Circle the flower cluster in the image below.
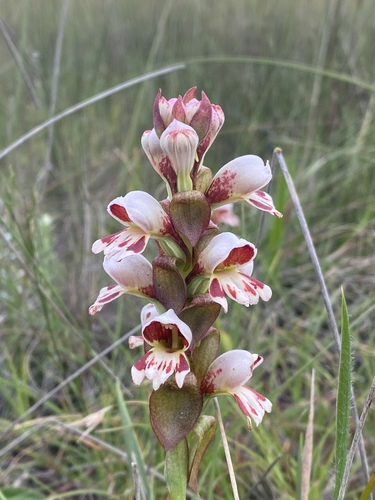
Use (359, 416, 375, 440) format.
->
(90, 88, 281, 452)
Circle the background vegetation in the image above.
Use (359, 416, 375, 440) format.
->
(0, 0, 374, 498)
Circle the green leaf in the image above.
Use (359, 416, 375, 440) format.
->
(150, 375, 203, 451)
(187, 415, 217, 492)
(334, 289, 352, 500)
(0, 488, 45, 500)
(115, 379, 152, 500)
(165, 439, 189, 500)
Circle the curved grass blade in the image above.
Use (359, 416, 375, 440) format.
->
(359, 472, 375, 500)
(334, 289, 352, 500)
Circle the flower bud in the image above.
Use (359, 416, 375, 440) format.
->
(160, 120, 199, 191)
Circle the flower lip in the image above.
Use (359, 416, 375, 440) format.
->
(198, 232, 257, 273)
(142, 309, 192, 348)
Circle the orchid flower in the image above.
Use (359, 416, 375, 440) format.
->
(211, 203, 240, 227)
(92, 190, 177, 260)
(201, 350, 272, 429)
(130, 308, 192, 390)
(195, 232, 272, 312)
(88, 254, 154, 315)
(206, 155, 282, 218)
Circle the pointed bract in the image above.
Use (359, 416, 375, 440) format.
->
(170, 191, 211, 246)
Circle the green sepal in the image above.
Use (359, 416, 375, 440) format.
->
(165, 439, 189, 500)
(158, 236, 187, 261)
(170, 191, 210, 246)
(187, 415, 217, 493)
(152, 255, 187, 313)
(149, 374, 203, 451)
(177, 174, 193, 193)
(194, 165, 213, 193)
(186, 274, 209, 297)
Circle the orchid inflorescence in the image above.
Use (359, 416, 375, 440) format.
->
(89, 87, 281, 489)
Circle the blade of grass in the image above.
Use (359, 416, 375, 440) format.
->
(359, 473, 375, 500)
(302, 369, 315, 500)
(115, 379, 152, 500)
(339, 377, 375, 500)
(295, 434, 304, 500)
(334, 290, 352, 500)
(0, 17, 40, 108)
(37, 0, 70, 193)
(214, 397, 240, 500)
(0, 63, 185, 161)
(182, 55, 375, 92)
(301, 0, 341, 167)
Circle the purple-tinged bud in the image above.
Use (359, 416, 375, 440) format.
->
(182, 86, 197, 104)
(153, 89, 166, 137)
(171, 96, 186, 123)
(189, 91, 213, 142)
(160, 120, 199, 191)
(141, 128, 177, 196)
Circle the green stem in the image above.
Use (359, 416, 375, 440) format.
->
(177, 174, 193, 192)
(165, 439, 189, 500)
